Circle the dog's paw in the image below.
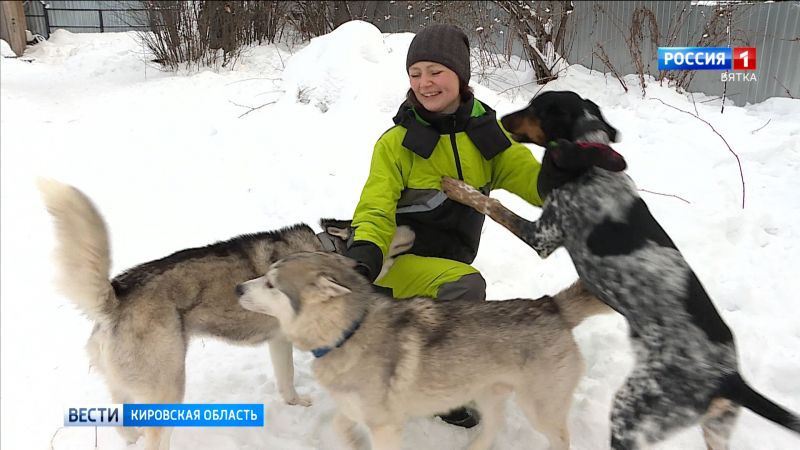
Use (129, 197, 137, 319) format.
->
(285, 393, 312, 407)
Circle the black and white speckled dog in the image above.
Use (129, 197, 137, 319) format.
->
(442, 91, 800, 449)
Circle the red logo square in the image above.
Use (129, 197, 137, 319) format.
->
(733, 47, 756, 71)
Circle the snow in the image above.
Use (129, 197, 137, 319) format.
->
(1, 39, 15, 58)
(2, 21, 799, 450)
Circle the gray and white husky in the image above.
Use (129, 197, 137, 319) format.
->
(37, 179, 413, 450)
(237, 250, 612, 450)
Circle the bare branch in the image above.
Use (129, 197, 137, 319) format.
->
(224, 77, 281, 86)
(231, 100, 278, 119)
(593, 45, 628, 93)
(750, 119, 771, 134)
(650, 98, 745, 209)
(49, 426, 63, 450)
(638, 189, 691, 204)
(773, 75, 796, 99)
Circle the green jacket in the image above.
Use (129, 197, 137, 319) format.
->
(348, 94, 543, 280)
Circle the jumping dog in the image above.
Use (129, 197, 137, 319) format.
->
(441, 90, 800, 449)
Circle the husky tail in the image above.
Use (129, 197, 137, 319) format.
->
(552, 280, 614, 329)
(720, 373, 800, 434)
(37, 178, 118, 323)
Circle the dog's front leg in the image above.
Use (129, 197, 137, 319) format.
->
(366, 422, 403, 450)
(268, 336, 311, 406)
(524, 204, 564, 259)
(441, 177, 564, 259)
(441, 176, 541, 241)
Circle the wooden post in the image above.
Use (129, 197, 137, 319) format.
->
(0, 0, 26, 57)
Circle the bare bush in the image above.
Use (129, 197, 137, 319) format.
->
(135, 1, 246, 70)
(135, 1, 299, 71)
(493, 1, 574, 85)
(593, 44, 628, 93)
(286, 1, 333, 42)
(589, 2, 751, 97)
(629, 7, 658, 96)
(244, 1, 291, 46)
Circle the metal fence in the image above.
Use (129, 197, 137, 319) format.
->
(24, 0, 148, 38)
(22, 1, 800, 106)
(562, 1, 800, 106)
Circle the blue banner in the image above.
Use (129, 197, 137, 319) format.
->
(124, 404, 264, 427)
(658, 47, 732, 70)
(65, 404, 265, 427)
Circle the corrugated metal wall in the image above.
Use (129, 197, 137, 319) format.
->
(562, 1, 800, 106)
(24, 0, 147, 37)
(368, 1, 799, 106)
(23, 1, 799, 106)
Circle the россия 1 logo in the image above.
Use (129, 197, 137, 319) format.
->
(658, 47, 757, 82)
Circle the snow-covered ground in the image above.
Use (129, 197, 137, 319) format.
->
(2, 21, 799, 450)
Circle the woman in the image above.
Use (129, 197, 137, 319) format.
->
(343, 24, 545, 428)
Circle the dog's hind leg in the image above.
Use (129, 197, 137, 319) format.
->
(87, 330, 144, 444)
(269, 335, 311, 406)
(701, 398, 740, 450)
(467, 383, 513, 450)
(333, 411, 369, 450)
(610, 374, 657, 450)
(108, 385, 143, 444)
(610, 366, 703, 450)
(133, 330, 186, 450)
(139, 381, 184, 450)
(517, 352, 582, 450)
(136, 377, 184, 450)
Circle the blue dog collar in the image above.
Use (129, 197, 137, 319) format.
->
(310, 315, 365, 359)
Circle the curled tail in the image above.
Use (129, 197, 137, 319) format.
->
(552, 280, 614, 329)
(720, 373, 800, 434)
(37, 178, 118, 323)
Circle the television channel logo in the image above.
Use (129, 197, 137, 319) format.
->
(64, 405, 123, 427)
(658, 47, 756, 71)
(64, 404, 265, 427)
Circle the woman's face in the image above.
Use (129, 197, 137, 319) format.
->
(408, 61, 461, 114)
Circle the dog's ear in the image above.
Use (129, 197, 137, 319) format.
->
(314, 275, 352, 300)
(538, 101, 574, 141)
(583, 99, 620, 143)
(319, 218, 353, 240)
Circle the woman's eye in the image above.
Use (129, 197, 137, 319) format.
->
(410, 73, 420, 78)
(431, 71, 442, 76)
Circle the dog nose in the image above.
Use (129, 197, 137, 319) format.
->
(235, 284, 245, 297)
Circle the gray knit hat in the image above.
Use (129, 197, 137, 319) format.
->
(406, 24, 471, 84)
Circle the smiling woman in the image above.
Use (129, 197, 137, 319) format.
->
(408, 61, 461, 114)
(338, 23, 549, 429)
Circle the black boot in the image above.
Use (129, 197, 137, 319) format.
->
(437, 407, 480, 428)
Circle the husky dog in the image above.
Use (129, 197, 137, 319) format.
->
(237, 250, 612, 450)
(37, 179, 413, 450)
(441, 90, 800, 448)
